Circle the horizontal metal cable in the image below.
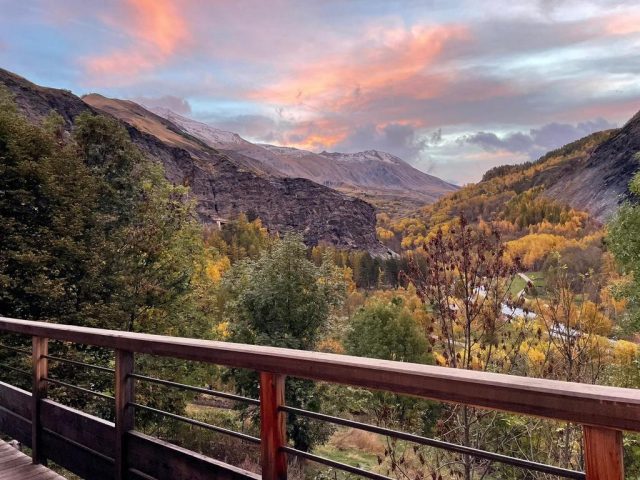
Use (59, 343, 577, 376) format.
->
(0, 405, 29, 421)
(131, 402, 260, 444)
(130, 373, 259, 405)
(43, 427, 115, 464)
(44, 377, 115, 401)
(281, 406, 585, 479)
(44, 354, 115, 373)
(128, 468, 156, 480)
(282, 446, 392, 480)
(0, 364, 31, 377)
(0, 344, 31, 355)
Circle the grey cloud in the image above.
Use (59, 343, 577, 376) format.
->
(334, 122, 427, 161)
(134, 95, 192, 114)
(429, 128, 443, 146)
(461, 118, 617, 159)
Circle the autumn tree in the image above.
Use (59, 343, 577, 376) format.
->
(402, 215, 525, 480)
(530, 253, 613, 470)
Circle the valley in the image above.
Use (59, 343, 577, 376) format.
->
(1, 62, 640, 480)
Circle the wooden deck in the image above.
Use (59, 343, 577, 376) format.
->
(0, 440, 64, 480)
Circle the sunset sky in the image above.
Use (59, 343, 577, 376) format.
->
(1, 0, 639, 183)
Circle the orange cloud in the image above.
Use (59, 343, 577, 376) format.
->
(252, 24, 469, 111)
(83, 0, 189, 83)
(279, 118, 350, 150)
(248, 23, 469, 149)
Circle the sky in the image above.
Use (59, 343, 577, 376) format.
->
(1, 0, 640, 184)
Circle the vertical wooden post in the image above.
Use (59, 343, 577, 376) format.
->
(115, 350, 135, 480)
(583, 426, 624, 480)
(31, 336, 48, 464)
(260, 372, 287, 480)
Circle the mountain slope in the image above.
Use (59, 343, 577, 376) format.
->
(379, 113, 640, 255)
(545, 110, 640, 220)
(149, 107, 282, 177)
(149, 108, 458, 215)
(415, 125, 633, 228)
(0, 68, 387, 255)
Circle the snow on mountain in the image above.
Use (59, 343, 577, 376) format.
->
(148, 107, 246, 147)
(320, 150, 405, 165)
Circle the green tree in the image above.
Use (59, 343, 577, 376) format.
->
(608, 157, 640, 335)
(69, 112, 210, 334)
(345, 299, 429, 363)
(0, 92, 213, 419)
(344, 298, 440, 476)
(608, 160, 640, 477)
(222, 234, 345, 450)
(0, 92, 99, 322)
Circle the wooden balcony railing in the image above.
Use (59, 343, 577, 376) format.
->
(0, 315, 639, 480)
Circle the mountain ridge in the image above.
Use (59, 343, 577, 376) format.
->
(413, 117, 640, 230)
(0, 68, 388, 255)
(148, 107, 458, 215)
(545, 110, 640, 220)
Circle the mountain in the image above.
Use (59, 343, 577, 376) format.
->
(545, 110, 640, 220)
(148, 107, 283, 177)
(149, 108, 458, 216)
(414, 114, 640, 230)
(0, 68, 388, 255)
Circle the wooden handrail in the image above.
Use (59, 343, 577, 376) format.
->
(1, 316, 639, 479)
(1, 316, 639, 432)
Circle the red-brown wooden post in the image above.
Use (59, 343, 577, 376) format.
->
(583, 426, 624, 480)
(31, 336, 48, 464)
(115, 350, 135, 480)
(260, 372, 287, 480)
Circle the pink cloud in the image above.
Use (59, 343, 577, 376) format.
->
(244, 23, 471, 149)
(82, 0, 190, 85)
(252, 24, 469, 110)
(605, 12, 640, 36)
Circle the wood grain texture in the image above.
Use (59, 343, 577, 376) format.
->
(40, 399, 115, 458)
(260, 373, 287, 480)
(128, 431, 260, 480)
(0, 382, 32, 421)
(0, 382, 32, 448)
(0, 438, 64, 479)
(0, 406, 31, 448)
(40, 429, 113, 480)
(1, 316, 639, 431)
(583, 426, 624, 480)
(31, 336, 48, 465)
(115, 349, 135, 480)
(0, 382, 257, 480)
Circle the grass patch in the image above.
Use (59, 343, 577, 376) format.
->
(313, 427, 382, 469)
(510, 271, 546, 297)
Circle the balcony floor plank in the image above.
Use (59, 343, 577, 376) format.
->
(0, 440, 64, 480)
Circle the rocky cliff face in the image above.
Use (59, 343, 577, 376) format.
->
(0, 68, 388, 255)
(545, 111, 640, 221)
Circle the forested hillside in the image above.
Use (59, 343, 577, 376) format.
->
(376, 129, 622, 270)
